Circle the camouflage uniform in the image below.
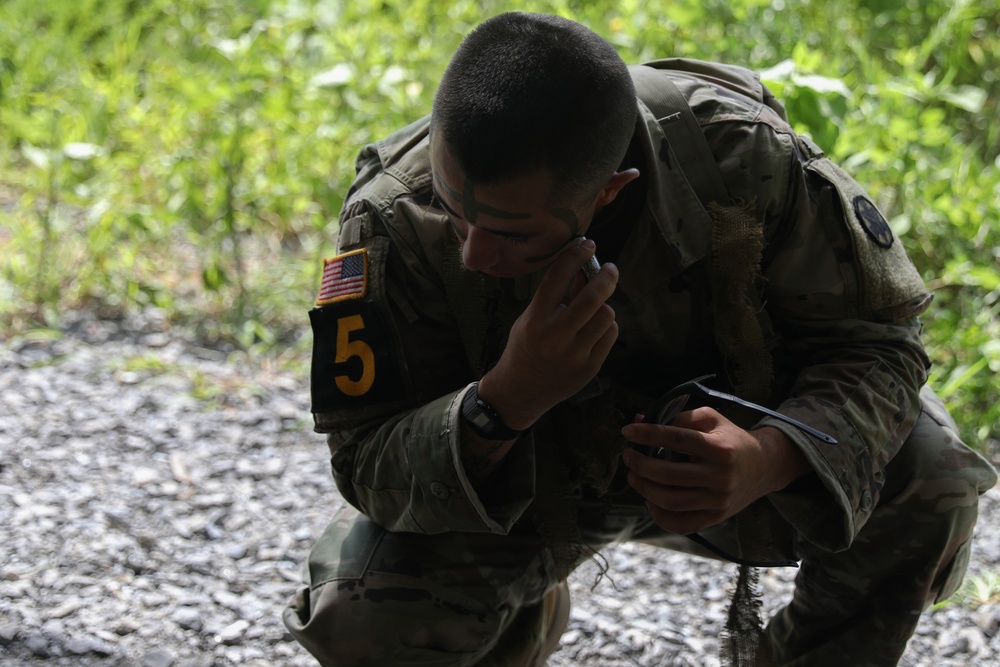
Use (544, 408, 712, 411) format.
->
(284, 60, 997, 666)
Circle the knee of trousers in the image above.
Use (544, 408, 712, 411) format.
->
(851, 387, 997, 602)
(879, 387, 996, 522)
(283, 569, 501, 667)
(283, 512, 553, 667)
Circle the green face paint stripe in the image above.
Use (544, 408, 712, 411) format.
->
(432, 175, 468, 222)
(433, 173, 462, 200)
(462, 180, 479, 225)
(449, 219, 467, 242)
(551, 207, 581, 237)
(524, 206, 586, 264)
(523, 207, 582, 262)
(433, 187, 463, 220)
(433, 173, 532, 222)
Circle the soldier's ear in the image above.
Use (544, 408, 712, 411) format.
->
(594, 168, 640, 208)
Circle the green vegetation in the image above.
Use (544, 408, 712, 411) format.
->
(935, 568, 1000, 611)
(959, 570, 1000, 606)
(1, 0, 998, 449)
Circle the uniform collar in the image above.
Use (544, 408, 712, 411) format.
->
(515, 100, 714, 301)
(628, 98, 714, 275)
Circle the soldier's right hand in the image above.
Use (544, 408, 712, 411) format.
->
(476, 239, 619, 431)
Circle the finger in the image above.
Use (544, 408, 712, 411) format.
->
(630, 475, 714, 509)
(563, 271, 588, 304)
(669, 407, 726, 431)
(621, 422, 710, 459)
(561, 263, 618, 326)
(623, 449, 710, 488)
(589, 318, 619, 362)
(530, 240, 600, 311)
(574, 302, 617, 347)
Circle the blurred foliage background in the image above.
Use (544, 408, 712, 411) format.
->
(1, 0, 998, 449)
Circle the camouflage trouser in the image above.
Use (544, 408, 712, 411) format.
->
(284, 391, 997, 667)
(762, 389, 997, 666)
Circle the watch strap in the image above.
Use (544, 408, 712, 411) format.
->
(461, 383, 525, 440)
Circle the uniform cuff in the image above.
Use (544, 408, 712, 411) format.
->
(405, 385, 535, 534)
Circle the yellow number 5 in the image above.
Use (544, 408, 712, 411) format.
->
(335, 314, 375, 396)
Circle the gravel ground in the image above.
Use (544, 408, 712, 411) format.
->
(1, 312, 998, 666)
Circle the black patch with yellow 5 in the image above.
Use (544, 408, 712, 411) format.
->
(310, 299, 406, 413)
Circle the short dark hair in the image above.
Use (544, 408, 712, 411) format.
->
(432, 12, 637, 203)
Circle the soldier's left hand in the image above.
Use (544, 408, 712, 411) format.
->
(621, 408, 807, 535)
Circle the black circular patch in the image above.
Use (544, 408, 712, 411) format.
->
(852, 195, 894, 248)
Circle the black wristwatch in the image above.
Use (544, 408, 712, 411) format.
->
(461, 383, 526, 440)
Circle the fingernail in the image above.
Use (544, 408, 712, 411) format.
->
(580, 238, 595, 250)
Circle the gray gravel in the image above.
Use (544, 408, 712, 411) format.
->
(1, 311, 998, 666)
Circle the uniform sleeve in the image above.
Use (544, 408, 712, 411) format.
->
(311, 188, 535, 535)
(326, 386, 536, 535)
(710, 116, 932, 551)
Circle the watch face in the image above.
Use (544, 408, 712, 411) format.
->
(468, 407, 495, 433)
(462, 385, 520, 439)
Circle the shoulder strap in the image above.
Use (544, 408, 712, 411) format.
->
(629, 64, 731, 206)
(629, 63, 775, 405)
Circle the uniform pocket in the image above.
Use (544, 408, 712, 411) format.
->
(306, 508, 385, 588)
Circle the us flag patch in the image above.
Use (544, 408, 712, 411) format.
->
(316, 249, 368, 306)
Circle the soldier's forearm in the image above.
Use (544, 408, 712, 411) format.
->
(751, 425, 811, 493)
(458, 423, 522, 489)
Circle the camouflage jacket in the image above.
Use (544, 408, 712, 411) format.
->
(309, 59, 933, 552)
